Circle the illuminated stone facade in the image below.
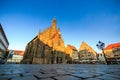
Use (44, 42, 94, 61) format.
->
(22, 18, 66, 64)
(78, 41, 97, 61)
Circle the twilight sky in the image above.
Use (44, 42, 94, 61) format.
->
(0, 0, 120, 52)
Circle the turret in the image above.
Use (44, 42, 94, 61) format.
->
(58, 27, 61, 35)
(52, 18, 56, 29)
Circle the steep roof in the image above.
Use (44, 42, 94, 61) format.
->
(79, 41, 97, 56)
(67, 45, 77, 51)
(104, 42, 120, 50)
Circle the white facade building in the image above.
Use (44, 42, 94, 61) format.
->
(98, 53, 106, 63)
(7, 50, 24, 63)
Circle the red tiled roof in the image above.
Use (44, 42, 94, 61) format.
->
(104, 42, 120, 50)
(68, 45, 77, 51)
(14, 50, 24, 56)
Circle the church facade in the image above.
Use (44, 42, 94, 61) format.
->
(22, 18, 67, 64)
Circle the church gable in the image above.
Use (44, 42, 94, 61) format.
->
(22, 18, 66, 64)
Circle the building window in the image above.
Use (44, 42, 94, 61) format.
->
(0, 42, 6, 50)
(88, 54, 91, 56)
(81, 55, 84, 57)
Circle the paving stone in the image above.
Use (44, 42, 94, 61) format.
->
(43, 71, 57, 74)
(0, 72, 6, 75)
(12, 70, 22, 74)
(0, 74, 20, 79)
(0, 64, 120, 80)
(22, 72, 42, 76)
(35, 73, 56, 79)
(71, 73, 95, 79)
(40, 78, 54, 80)
(22, 73, 34, 76)
(4, 71, 13, 74)
(89, 72, 103, 77)
(66, 70, 79, 74)
(96, 74, 120, 80)
(11, 76, 37, 80)
(56, 70, 71, 75)
(0, 77, 9, 80)
(56, 72, 71, 76)
(84, 78, 102, 80)
(94, 72, 106, 75)
(43, 69, 57, 74)
(110, 72, 120, 76)
(54, 75, 81, 80)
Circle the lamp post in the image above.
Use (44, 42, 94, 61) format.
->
(96, 41, 108, 65)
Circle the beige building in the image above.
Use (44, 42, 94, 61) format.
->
(22, 18, 67, 64)
(78, 41, 97, 63)
(65, 45, 78, 63)
(104, 42, 120, 63)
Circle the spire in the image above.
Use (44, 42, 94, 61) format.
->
(52, 18, 56, 28)
(39, 28, 41, 33)
(58, 27, 60, 31)
(58, 27, 61, 35)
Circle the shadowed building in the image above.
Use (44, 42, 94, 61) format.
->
(78, 41, 97, 63)
(22, 18, 67, 64)
(0, 24, 9, 59)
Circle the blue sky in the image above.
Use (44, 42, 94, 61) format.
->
(0, 0, 120, 52)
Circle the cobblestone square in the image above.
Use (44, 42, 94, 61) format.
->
(0, 64, 120, 80)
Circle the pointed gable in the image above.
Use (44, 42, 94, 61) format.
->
(67, 45, 77, 51)
(79, 41, 97, 57)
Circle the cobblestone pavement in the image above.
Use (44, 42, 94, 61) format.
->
(0, 64, 120, 80)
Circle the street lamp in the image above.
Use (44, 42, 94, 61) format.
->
(96, 41, 108, 65)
